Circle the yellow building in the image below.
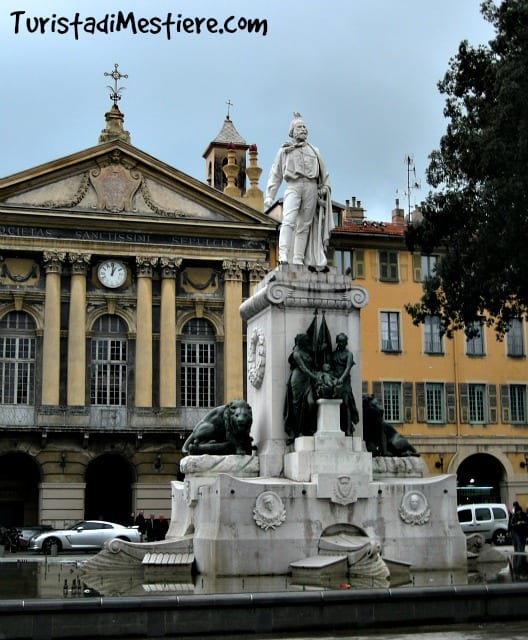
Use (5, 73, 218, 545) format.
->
(330, 198, 528, 509)
(0, 103, 274, 527)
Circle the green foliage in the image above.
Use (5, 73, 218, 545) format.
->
(405, 0, 528, 338)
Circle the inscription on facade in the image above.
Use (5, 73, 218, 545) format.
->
(0, 225, 266, 250)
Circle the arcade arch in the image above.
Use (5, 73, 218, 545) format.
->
(84, 453, 135, 524)
(456, 452, 507, 505)
(0, 452, 40, 525)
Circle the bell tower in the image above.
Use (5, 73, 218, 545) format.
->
(203, 103, 249, 195)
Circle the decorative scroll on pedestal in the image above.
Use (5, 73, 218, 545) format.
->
(248, 327, 266, 389)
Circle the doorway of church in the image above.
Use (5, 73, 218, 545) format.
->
(84, 453, 134, 525)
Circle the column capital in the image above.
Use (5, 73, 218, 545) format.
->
(43, 251, 66, 274)
(246, 260, 269, 283)
(160, 256, 183, 279)
(222, 259, 244, 282)
(68, 252, 92, 275)
(136, 256, 159, 277)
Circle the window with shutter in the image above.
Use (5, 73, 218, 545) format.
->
(510, 384, 527, 424)
(379, 251, 399, 282)
(426, 382, 445, 423)
(468, 384, 487, 424)
(421, 255, 438, 280)
(424, 316, 443, 354)
(380, 312, 400, 352)
(506, 319, 525, 357)
(382, 381, 402, 423)
(466, 321, 485, 356)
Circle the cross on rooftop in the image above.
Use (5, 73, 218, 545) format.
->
(226, 99, 234, 119)
(104, 63, 128, 106)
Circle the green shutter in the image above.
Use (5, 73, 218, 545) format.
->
(403, 382, 413, 423)
(412, 253, 422, 282)
(389, 252, 399, 281)
(459, 383, 469, 423)
(446, 382, 456, 423)
(354, 249, 365, 279)
(488, 384, 497, 423)
(372, 381, 383, 405)
(501, 384, 511, 424)
(416, 382, 426, 422)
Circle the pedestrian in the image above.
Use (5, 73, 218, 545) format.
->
(134, 510, 146, 541)
(146, 513, 156, 542)
(157, 514, 169, 541)
(509, 502, 527, 572)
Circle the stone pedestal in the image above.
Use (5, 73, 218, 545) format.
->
(284, 399, 372, 489)
(240, 265, 368, 477)
(83, 265, 467, 580)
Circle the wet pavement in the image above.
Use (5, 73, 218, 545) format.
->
(1, 546, 527, 639)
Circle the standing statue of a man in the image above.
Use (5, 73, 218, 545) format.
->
(331, 333, 360, 436)
(264, 113, 334, 269)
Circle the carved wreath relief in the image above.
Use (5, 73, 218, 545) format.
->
(253, 491, 286, 531)
(399, 490, 431, 525)
(248, 327, 266, 389)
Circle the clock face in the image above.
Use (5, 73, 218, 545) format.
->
(97, 260, 127, 288)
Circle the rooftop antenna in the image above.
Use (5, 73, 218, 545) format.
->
(104, 63, 128, 106)
(403, 153, 421, 223)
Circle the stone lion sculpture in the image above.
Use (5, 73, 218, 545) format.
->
(182, 399, 254, 456)
(362, 394, 419, 457)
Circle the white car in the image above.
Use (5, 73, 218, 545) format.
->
(29, 520, 141, 553)
(457, 503, 510, 545)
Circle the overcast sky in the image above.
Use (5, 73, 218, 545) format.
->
(1, 1, 495, 220)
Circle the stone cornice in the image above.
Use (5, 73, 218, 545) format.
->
(240, 265, 369, 320)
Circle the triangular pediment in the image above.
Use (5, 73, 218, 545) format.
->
(0, 140, 274, 230)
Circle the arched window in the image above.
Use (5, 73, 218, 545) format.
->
(0, 311, 36, 405)
(90, 315, 128, 406)
(180, 318, 216, 408)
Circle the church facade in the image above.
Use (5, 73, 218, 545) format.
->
(0, 104, 275, 527)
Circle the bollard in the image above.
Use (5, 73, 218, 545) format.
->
(50, 542, 58, 556)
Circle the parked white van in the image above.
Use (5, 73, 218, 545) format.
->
(457, 503, 510, 545)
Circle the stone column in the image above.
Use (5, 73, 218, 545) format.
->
(222, 259, 245, 401)
(246, 261, 268, 296)
(135, 257, 158, 407)
(67, 253, 91, 406)
(159, 257, 182, 408)
(42, 251, 66, 405)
